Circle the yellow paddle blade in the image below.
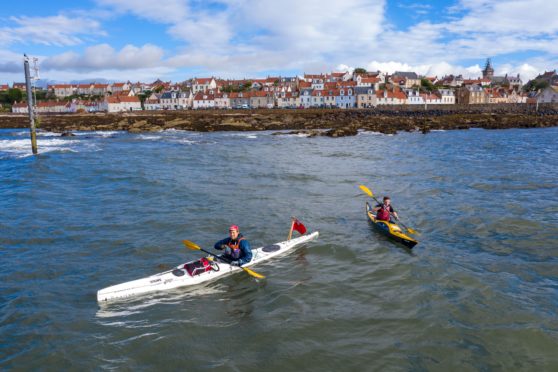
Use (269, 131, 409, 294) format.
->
(407, 227, 420, 235)
(182, 240, 201, 250)
(242, 267, 265, 279)
(359, 185, 374, 198)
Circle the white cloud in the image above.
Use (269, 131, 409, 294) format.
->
(230, 0, 386, 53)
(447, 0, 558, 35)
(2, 0, 557, 83)
(42, 44, 165, 71)
(0, 15, 105, 47)
(95, 0, 189, 23)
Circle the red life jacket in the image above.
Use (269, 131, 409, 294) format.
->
(376, 204, 391, 221)
(227, 237, 245, 259)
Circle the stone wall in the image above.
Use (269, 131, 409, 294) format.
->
(1, 105, 557, 137)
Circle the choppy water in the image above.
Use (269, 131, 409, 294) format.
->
(1, 127, 557, 370)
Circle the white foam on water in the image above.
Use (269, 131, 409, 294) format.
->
(280, 133, 311, 138)
(225, 133, 259, 139)
(11, 130, 29, 136)
(357, 130, 383, 136)
(0, 137, 97, 158)
(73, 131, 122, 137)
(137, 134, 163, 141)
(162, 128, 190, 133)
(36, 131, 61, 137)
(171, 138, 197, 145)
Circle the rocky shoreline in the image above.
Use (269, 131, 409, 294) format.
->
(1, 105, 557, 137)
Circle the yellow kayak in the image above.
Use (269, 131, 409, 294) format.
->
(366, 202, 418, 248)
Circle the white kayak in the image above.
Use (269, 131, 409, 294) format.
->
(97, 231, 319, 302)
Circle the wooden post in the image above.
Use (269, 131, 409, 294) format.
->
(287, 217, 295, 241)
(24, 55, 37, 155)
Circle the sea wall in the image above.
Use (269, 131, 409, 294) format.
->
(1, 104, 557, 137)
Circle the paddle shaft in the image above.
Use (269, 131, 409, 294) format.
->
(360, 185, 416, 234)
(196, 246, 236, 265)
(369, 196, 412, 229)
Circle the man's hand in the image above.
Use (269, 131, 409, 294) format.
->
(230, 260, 240, 266)
(218, 244, 228, 250)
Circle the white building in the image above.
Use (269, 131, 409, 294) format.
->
(299, 89, 313, 108)
(160, 91, 192, 110)
(192, 78, 217, 94)
(405, 89, 424, 105)
(193, 92, 215, 109)
(437, 89, 456, 104)
(536, 86, 558, 103)
(214, 92, 231, 109)
(100, 96, 141, 112)
(50, 84, 75, 98)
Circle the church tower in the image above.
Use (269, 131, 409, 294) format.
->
(482, 58, 494, 80)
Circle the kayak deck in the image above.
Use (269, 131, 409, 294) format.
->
(366, 202, 418, 248)
(97, 231, 319, 302)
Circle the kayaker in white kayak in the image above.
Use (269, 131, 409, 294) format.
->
(213, 225, 253, 266)
(373, 196, 399, 222)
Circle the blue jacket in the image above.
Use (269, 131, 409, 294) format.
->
(214, 234, 253, 266)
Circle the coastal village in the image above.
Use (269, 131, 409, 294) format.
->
(5, 60, 558, 114)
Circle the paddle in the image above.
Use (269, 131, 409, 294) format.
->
(359, 185, 419, 235)
(182, 240, 265, 279)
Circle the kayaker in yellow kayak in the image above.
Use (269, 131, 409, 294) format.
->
(213, 225, 253, 266)
(372, 196, 399, 222)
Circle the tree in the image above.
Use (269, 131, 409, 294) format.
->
(420, 78, 435, 92)
(34, 90, 48, 101)
(534, 80, 550, 90)
(243, 81, 252, 90)
(7, 88, 23, 104)
(523, 79, 550, 92)
(137, 93, 148, 109)
(354, 68, 367, 74)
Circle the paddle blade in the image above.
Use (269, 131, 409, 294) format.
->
(242, 267, 265, 279)
(407, 227, 420, 235)
(359, 185, 374, 198)
(182, 240, 202, 250)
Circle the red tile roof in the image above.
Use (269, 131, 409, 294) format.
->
(376, 89, 406, 100)
(194, 92, 215, 101)
(194, 78, 214, 84)
(37, 101, 69, 107)
(360, 77, 379, 84)
(106, 96, 140, 104)
(338, 81, 357, 87)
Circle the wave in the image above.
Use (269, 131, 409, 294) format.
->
(72, 131, 123, 138)
(170, 138, 197, 145)
(0, 137, 97, 158)
(137, 134, 163, 141)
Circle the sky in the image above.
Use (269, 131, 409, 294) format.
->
(1, 0, 557, 84)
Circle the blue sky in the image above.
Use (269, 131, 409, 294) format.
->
(1, 0, 557, 83)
